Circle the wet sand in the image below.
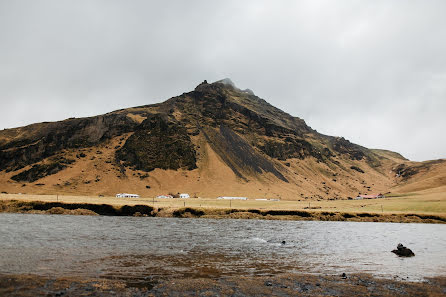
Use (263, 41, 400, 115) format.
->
(1, 273, 445, 296)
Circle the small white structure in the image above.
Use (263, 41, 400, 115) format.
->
(356, 193, 385, 200)
(180, 193, 190, 199)
(217, 196, 247, 200)
(156, 195, 173, 199)
(116, 193, 140, 198)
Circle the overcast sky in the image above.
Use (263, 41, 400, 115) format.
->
(1, 1, 445, 161)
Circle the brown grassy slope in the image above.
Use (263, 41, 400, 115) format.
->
(0, 133, 394, 200)
(391, 159, 446, 194)
(371, 149, 408, 162)
(371, 148, 446, 195)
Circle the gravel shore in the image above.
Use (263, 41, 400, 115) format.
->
(1, 273, 445, 296)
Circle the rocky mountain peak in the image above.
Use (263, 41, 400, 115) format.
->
(0, 79, 418, 199)
(216, 78, 236, 88)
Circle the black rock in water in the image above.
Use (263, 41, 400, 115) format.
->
(391, 243, 415, 257)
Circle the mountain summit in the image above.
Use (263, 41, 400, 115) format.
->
(0, 79, 443, 199)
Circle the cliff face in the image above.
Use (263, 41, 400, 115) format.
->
(0, 79, 437, 199)
(116, 114, 197, 172)
(0, 114, 137, 172)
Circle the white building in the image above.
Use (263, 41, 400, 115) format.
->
(180, 193, 190, 198)
(156, 195, 173, 199)
(116, 193, 140, 198)
(217, 196, 247, 200)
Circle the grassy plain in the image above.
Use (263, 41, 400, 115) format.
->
(1, 190, 445, 216)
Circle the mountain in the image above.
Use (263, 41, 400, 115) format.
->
(0, 79, 444, 199)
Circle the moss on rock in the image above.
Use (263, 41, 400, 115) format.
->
(116, 114, 197, 172)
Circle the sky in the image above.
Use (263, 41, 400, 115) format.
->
(0, 1, 445, 161)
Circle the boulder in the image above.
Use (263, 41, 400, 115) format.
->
(391, 243, 415, 257)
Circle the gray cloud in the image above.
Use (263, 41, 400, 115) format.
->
(0, 0, 445, 161)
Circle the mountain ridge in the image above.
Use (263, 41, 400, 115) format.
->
(0, 79, 443, 199)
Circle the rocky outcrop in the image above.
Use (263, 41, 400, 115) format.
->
(116, 114, 197, 172)
(257, 138, 327, 161)
(10, 156, 75, 182)
(393, 164, 419, 179)
(330, 137, 366, 161)
(391, 243, 415, 257)
(11, 162, 67, 182)
(393, 160, 446, 180)
(0, 114, 137, 172)
(202, 125, 288, 182)
(350, 166, 365, 173)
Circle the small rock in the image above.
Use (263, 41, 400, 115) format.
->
(265, 281, 273, 287)
(391, 243, 415, 257)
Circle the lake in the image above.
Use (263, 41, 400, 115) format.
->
(0, 213, 445, 285)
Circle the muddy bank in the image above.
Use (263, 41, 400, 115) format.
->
(1, 273, 445, 297)
(169, 207, 446, 223)
(1, 200, 446, 223)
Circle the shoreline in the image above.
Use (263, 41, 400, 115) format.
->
(1, 199, 445, 224)
(1, 272, 445, 296)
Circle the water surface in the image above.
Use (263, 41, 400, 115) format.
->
(1, 213, 445, 283)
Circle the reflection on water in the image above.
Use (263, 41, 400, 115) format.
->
(0, 213, 445, 284)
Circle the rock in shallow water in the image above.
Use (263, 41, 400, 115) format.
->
(391, 243, 415, 257)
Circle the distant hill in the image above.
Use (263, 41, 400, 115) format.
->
(0, 79, 443, 199)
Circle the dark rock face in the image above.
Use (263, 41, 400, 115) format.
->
(11, 162, 67, 182)
(391, 243, 415, 257)
(185, 82, 328, 163)
(331, 137, 366, 161)
(330, 137, 381, 167)
(393, 164, 419, 179)
(350, 166, 365, 173)
(0, 114, 137, 172)
(116, 114, 197, 172)
(190, 81, 312, 137)
(202, 125, 288, 182)
(10, 157, 75, 182)
(258, 138, 326, 161)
